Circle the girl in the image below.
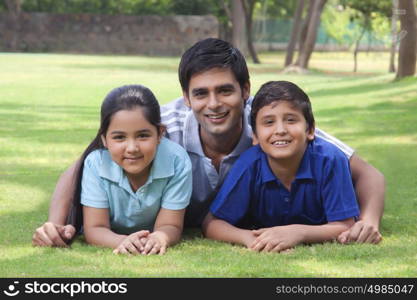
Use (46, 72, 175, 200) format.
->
(73, 84, 192, 255)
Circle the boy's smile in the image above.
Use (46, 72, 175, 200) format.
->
(254, 101, 314, 164)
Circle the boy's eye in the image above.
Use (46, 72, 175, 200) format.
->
(262, 119, 274, 126)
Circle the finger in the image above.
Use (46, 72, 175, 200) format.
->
(125, 241, 140, 255)
(271, 243, 284, 253)
(159, 245, 167, 255)
(44, 224, 68, 247)
(136, 230, 150, 238)
(373, 233, 382, 244)
(347, 223, 364, 243)
(132, 239, 145, 253)
(32, 234, 47, 247)
(35, 227, 55, 247)
(62, 225, 76, 241)
(119, 247, 129, 255)
(356, 226, 373, 243)
(262, 242, 275, 253)
(142, 240, 155, 255)
(337, 230, 349, 244)
(251, 240, 266, 252)
(148, 244, 161, 255)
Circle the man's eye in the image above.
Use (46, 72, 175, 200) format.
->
(220, 89, 233, 95)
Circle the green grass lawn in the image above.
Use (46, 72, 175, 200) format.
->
(0, 51, 416, 277)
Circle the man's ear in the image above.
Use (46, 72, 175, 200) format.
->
(101, 135, 107, 148)
(183, 91, 191, 108)
(242, 82, 251, 103)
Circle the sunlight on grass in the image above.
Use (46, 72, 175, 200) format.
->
(1, 52, 416, 277)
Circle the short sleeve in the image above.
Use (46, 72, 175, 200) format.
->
(322, 153, 360, 222)
(210, 163, 253, 225)
(80, 151, 109, 209)
(315, 127, 355, 158)
(160, 151, 192, 210)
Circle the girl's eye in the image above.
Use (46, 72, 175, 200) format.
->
(137, 134, 151, 139)
(113, 135, 125, 140)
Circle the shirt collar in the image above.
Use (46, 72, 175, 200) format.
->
(259, 142, 315, 184)
(98, 137, 175, 186)
(182, 103, 253, 158)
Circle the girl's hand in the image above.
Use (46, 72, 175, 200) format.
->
(140, 232, 168, 255)
(250, 225, 303, 253)
(113, 230, 150, 255)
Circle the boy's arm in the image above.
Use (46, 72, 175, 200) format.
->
(32, 162, 78, 247)
(202, 213, 256, 248)
(251, 218, 355, 252)
(340, 155, 385, 244)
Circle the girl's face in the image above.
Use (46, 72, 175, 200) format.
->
(101, 107, 161, 187)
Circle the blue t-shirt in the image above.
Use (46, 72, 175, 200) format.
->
(80, 137, 192, 234)
(210, 137, 359, 229)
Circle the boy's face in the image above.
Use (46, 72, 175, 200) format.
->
(253, 101, 314, 162)
(183, 67, 250, 138)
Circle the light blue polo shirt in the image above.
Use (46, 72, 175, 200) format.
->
(80, 137, 192, 234)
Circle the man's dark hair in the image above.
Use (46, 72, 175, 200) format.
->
(250, 81, 315, 134)
(179, 38, 249, 94)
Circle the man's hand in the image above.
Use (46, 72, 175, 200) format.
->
(337, 220, 382, 244)
(250, 225, 302, 252)
(32, 222, 76, 247)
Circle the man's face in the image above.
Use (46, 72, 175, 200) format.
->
(183, 67, 250, 138)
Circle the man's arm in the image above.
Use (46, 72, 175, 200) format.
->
(32, 162, 78, 247)
(339, 154, 385, 244)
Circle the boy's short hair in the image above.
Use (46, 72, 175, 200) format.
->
(250, 81, 315, 133)
(178, 38, 249, 94)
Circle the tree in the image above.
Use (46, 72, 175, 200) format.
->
(295, 0, 327, 70)
(285, 0, 305, 67)
(231, 0, 248, 56)
(241, 0, 260, 63)
(396, 0, 417, 79)
(389, 0, 399, 73)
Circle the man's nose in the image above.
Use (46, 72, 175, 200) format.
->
(207, 93, 221, 110)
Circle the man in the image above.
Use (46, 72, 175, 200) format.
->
(32, 38, 384, 248)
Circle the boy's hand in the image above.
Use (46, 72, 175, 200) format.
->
(32, 222, 76, 247)
(337, 220, 382, 244)
(113, 230, 149, 255)
(140, 232, 168, 255)
(250, 225, 302, 252)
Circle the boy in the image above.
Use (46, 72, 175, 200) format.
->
(203, 81, 359, 252)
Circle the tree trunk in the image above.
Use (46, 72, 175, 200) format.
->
(295, 0, 314, 65)
(285, 0, 305, 67)
(232, 0, 248, 56)
(389, 0, 398, 73)
(353, 25, 367, 73)
(241, 0, 260, 63)
(297, 0, 327, 70)
(396, 0, 417, 79)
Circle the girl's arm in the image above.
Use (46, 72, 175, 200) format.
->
(83, 206, 126, 248)
(202, 213, 256, 248)
(251, 218, 355, 252)
(140, 208, 185, 255)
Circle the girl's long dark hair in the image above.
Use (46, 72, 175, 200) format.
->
(67, 85, 162, 235)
